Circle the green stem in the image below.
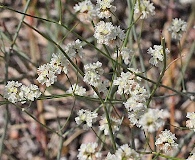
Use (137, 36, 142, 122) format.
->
(146, 37, 167, 107)
(176, 41, 195, 89)
(56, 114, 64, 160)
(20, 107, 64, 138)
(92, 87, 117, 152)
(177, 41, 186, 91)
(11, 0, 31, 49)
(58, 0, 62, 24)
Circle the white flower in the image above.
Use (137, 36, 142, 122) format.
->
(67, 84, 86, 96)
(50, 53, 68, 74)
(96, 79, 109, 96)
(147, 45, 170, 67)
(65, 39, 83, 58)
(123, 83, 148, 112)
(74, 0, 96, 22)
(187, 154, 195, 160)
(92, 79, 109, 97)
(83, 61, 104, 87)
(94, 21, 114, 44)
(168, 18, 187, 40)
(106, 144, 140, 160)
(4, 81, 23, 103)
(124, 96, 147, 112)
(139, 109, 166, 133)
(20, 84, 41, 103)
(37, 53, 68, 87)
(99, 116, 121, 135)
(113, 71, 146, 96)
(114, 48, 133, 65)
(110, 26, 126, 47)
(94, 21, 125, 47)
(113, 71, 135, 95)
(77, 142, 101, 160)
(105, 152, 117, 160)
(75, 109, 98, 129)
(128, 108, 147, 127)
(180, 0, 194, 4)
(186, 112, 195, 131)
(134, 0, 155, 19)
(37, 63, 58, 87)
(120, 48, 133, 65)
(4, 81, 41, 104)
(96, 0, 116, 19)
(115, 144, 140, 160)
(155, 130, 178, 153)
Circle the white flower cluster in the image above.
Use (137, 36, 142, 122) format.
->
(168, 18, 187, 40)
(37, 40, 83, 87)
(155, 130, 178, 153)
(147, 45, 170, 67)
(123, 83, 148, 112)
(4, 81, 41, 104)
(75, 109, 98, 129)
(128, 109, 146, 127)
(77, 142, 101, 160)
(113, 70, 148, 127)
(187, 154, 195, 160)
(106, 144, 140, 160)
(73, 0, 96, 22)
(65, 39, 83, 58)
(66, 84, 86, 96)
(113, 47, 133, 65)
(94, 21, 125, 47)
(99, 116, 121, 135)
(74, 0, 116, 21)
(113, 70, 141, 95)
(84, 61, 110, 97)
(83, 61, 104, 87)
(139, 108, 167, 133)
(128, 108, 168, 131)
(113, 70, 168, 131)
(180, 0, 194, 4)
(186, 112, 195, 131)
(93, 79, 109, 97)
(114, 70, 148, 111)
(37, 53, 67, 87)
(134, 0, 155, 19)
(96, 0, 116, 19)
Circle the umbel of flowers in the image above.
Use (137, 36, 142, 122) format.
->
(4, 81, 41, 104)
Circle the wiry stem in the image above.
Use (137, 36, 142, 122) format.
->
(146, 37, 167, 107)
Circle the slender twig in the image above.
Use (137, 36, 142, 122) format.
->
(10, 0, 31, 49)
(146, 37, 167, 107)
(58, 0, 62, 25)
(56, 111, 64, 160)
(178, 41, 186, 91)
(176, 41, 195, 88)
(18, 107, 63, 138)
